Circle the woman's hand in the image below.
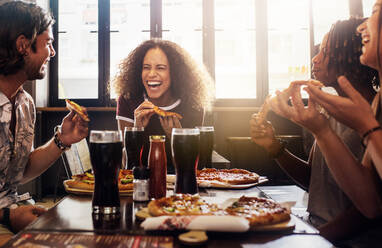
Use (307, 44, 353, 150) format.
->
(269, 81, 331, 137)
(59, 110, 89, 146)
(305, 76, 379, 136)
(249, 114, 276, 152)
(159, 115, 182, 138)
(134, 100, 155, 128)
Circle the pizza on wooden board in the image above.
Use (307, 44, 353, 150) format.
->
(225, 196, 290, 226)
(147, 194, 225, 217)
(196, 168, 260, 185)
(65, 169, 133, 191)
(147, 194, 290, 227)
(65, 99, 90, 122)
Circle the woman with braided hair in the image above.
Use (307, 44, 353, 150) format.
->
(250, 17, 379, 243)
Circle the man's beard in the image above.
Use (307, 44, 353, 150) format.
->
(25, 61, 45, 80)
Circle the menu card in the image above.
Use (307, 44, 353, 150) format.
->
(4, 232, 173, 248)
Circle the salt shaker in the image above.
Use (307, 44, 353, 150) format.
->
(133, 166, 150, 202)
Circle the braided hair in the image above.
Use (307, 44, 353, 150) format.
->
(326, 17, 379, 90)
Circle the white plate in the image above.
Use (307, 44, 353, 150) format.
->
(166, 175, 268, 189)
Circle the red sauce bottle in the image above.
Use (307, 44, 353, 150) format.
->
(148, 135, 167, 199)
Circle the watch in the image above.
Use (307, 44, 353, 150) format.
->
(54, 129, 71, 151)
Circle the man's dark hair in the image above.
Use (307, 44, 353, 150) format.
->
(0, 1, 54, 76)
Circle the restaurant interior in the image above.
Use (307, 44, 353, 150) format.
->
(2, 0, 379, 247)
(21, 0, 370, 200)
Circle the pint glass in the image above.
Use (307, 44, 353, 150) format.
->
(171, 128, 200, 194)
(196, 126, 214, 169)
(89, 130, 122, 214)
(124, 127, 144, 169)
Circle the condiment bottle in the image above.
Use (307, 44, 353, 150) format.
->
(148, 135, 167, 199)
(133, 166, 150, 202)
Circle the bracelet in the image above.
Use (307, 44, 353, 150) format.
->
(0, 208, 12, 231)
(54, 129, 71, 151)
(268, 139, 287, 159)
(361, 126, 382, 148)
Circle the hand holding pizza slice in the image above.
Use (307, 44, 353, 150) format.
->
(153, 106, 183, 119)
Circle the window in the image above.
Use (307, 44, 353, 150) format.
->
(312, 0, 349, 45)
(162, 0, 203, 63)
(363, 0, 376, 17)
(214, 0, 256, 99)
(57, 0, 99, 99)
(267, 0, 310, 95)
(49, 0, 355, 107)
(109, 0, 150, 99)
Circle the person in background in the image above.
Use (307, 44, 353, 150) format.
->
(305, 1, 382, 182)
(250, 17, 379, 243)
(113, 39, 214, 173)
(0, 1, 88, 244)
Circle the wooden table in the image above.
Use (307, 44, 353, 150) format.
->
(6, 186, 332, 248)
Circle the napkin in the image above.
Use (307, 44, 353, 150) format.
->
(141, 215, 249, 232)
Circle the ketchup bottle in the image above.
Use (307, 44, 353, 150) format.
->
(148, 135, 167, 199)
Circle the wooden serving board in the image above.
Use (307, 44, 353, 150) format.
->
(166, 175, 268, 189)
(63, 180, 133, 196)
(136, 207, 295, 232)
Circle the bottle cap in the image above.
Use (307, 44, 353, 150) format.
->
(133, 166, 150, 179)
(149, 135, 165, 142)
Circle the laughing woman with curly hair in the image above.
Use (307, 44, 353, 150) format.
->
(113, 39, 214, 173)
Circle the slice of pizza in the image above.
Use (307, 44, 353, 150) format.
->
(118, 169, 134, 190)
(217, 169, 260, 185)
(148, 194, 225, 217)
(66, 171, 94, 190)
(153, 106, 183, 119)
(65, 99, 90, 122)
(66, 170, 133, 191)
(197, 168, 259, 185)
(225, 196, 290, 227)
(255, 95, 271, 124)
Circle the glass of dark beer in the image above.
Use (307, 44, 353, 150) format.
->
(124, 127, 144, 169)
(171, 128, 200, 194)
(89, 130, 122, 214)
(196, 126, 214, 169)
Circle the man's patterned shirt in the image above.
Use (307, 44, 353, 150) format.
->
(0, 88, 35, 208)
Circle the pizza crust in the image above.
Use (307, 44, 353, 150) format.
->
(197, 168, 260, 185)
(147, 194, 291, 228)
(65, 179, 94, 190)
(153, 106, 183, 119)
(225, 196, 290, 226)
(65, 99, 90, 122)
(66, 170, 133, 192)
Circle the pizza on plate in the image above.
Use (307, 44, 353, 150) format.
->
(225, 196, 290, 226)
(147, 194, 290, 227)
(153, 106, 183, 119)
(148, 194, 225, 217)
(65, 99, 90, 122)
(197, 168, 260, 185)
(65, 169, 133, 191)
